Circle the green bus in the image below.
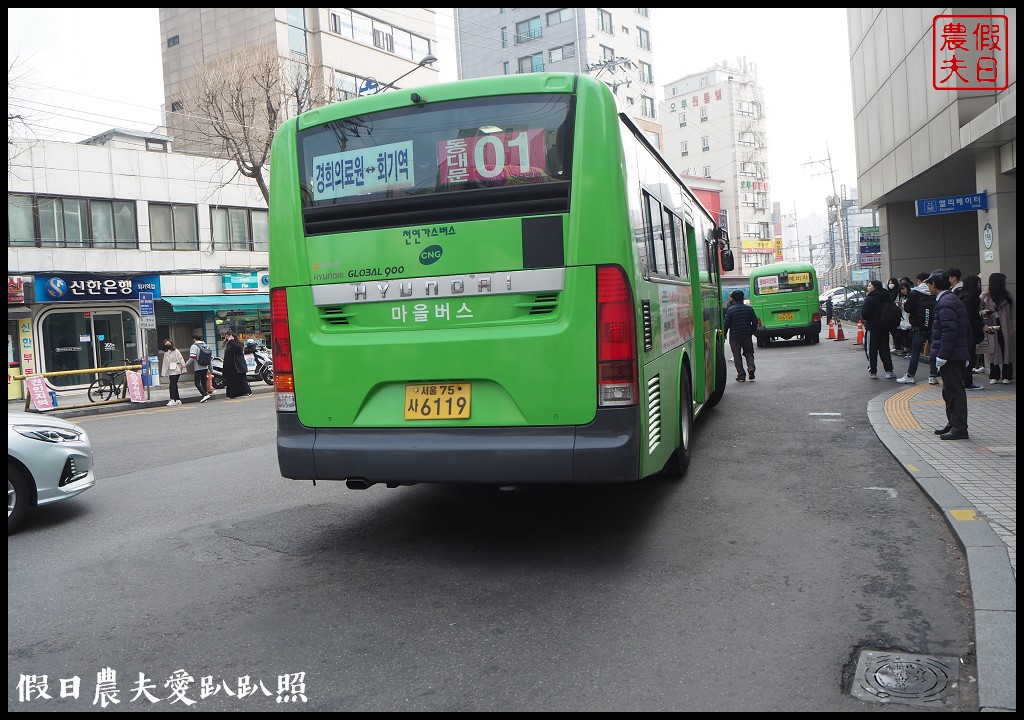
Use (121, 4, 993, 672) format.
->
(748, 261, 822, 346)
(269, 73, 735, 488)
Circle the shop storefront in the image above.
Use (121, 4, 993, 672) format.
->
(160, 271, 270, 352)
(27, 273, 158, 390)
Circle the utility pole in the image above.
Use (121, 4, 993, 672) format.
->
(791, 203, 801, 262)
(802, 146, 850, 286)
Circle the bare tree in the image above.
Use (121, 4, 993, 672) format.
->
(178, 42, 341, 203)
(8, 54, 36, 176)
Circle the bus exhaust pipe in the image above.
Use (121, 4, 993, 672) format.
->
(345, 479, 375, 490)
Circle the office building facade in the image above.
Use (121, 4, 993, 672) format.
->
(847, 8, 1016, 294)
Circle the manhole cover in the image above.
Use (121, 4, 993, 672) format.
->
(851, 650, 960, 707)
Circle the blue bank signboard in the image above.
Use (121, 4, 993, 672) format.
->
(34, 274, 161, 303)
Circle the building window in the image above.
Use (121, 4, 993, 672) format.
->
(149, 203, 198, 251)
(515, 17, 542, 44)
(501, 26, 508, 48)
(680, 141, 688, 156)
(518, 54, 544, 74)
(166, 35, 179, 48)
(546, 8, 573, 25)
(7, 193, 138, 249)
(372, 21, 395, 53)
(702, 136, 710, 151)
(641, 95, 655, 119)
(170, 101, 183, 113)
(329, 9, 429, 63)
(549, 44, 575, 64)
(636, 27, 650, 51)
(738, 100, 755, 116)
(636, 8, 650, 18)
(700, 106, 708, 122)
(738, 131, 755, 146)
(601, 44, 615, 61)
(639, 61, 653, 84)
(703, 166, 711, 178)
(598, 9, 613, 34)
(740, 162, 757, 177)
(742, 193, 757, 207)
(678, 112, 686, 127)
(334, 70, 360, 100)
(700, 76, 708, 88)
(287, 8, 307, 58)
(212, 207, 268, 252)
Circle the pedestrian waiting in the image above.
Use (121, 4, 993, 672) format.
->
(926, 269, 970, 440)
(862, 280, 897, 380)
(981, 272, 1015, 384)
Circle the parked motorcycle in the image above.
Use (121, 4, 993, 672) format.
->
(245, 339, 274, 385)
(209, 342, 273, 389)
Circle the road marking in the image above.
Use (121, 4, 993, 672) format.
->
(864, 486, 898, 498)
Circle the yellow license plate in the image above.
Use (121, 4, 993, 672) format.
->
(777, 311, 795, 321)
(404, 383, 471, 420)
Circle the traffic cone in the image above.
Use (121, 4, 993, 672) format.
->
(827, 319, 836, 339)
(854, 319, 865, 346)
(834, 318, 848, 341)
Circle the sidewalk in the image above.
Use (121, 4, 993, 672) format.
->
(8, 371, 1015, 710)
(8, 377, 275, 419)
(868, 379, 1016, 712)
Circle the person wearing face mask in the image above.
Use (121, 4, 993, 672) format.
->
(886, 277, 901, 354)
(159, 338, 186, 406)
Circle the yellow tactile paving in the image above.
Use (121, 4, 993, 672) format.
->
(885, 384, 930, 430)
(885, 386, 1016, 431)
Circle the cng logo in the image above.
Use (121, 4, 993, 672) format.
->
(419, 245, 443, 265)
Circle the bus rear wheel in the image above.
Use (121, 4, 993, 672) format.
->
(661, 371, 693, 478)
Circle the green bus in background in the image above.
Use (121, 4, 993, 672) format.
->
(268, 73, 735, 488)
(748, 261, 822, 347)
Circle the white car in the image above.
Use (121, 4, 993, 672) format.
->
(8, 411, 95, 534)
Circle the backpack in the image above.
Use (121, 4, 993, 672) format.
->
(196, 343, 213, 367)
(879, 300, 901, 330)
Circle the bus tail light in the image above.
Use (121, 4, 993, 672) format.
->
(811, 311, 821, 323)
(270, 288, 296, 412)
(596, 265, 637, 407)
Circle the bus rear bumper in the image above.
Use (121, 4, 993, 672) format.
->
(277, 408, 641, 485)
(756, 321, 821, 340)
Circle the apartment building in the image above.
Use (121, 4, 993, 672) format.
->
(847, 9, 1016, 292)
(160, 8, 441, 155)
(661, 58, 772, 279)
(453, 8, 661, 149)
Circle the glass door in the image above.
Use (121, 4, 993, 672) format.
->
(92, 312, 129, 370)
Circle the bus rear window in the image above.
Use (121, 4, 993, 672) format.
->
(753, 271, 814, 295)
(297, 94, 573, 209)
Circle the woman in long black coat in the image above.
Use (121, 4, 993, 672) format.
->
(221, 330, 252, 399)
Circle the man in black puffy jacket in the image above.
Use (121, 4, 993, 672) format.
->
(927, 269, 971, 440)
(723, 289, 758, 382)
(861, 280, 897, 379)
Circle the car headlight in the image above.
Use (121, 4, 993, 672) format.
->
(14, 425, 84, 443)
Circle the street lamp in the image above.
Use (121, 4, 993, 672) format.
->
(369, 53, 438, 94)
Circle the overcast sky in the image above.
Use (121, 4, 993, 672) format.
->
(8, 7, 854, 235)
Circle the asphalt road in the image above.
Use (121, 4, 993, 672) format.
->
(8, 336, 977, 711)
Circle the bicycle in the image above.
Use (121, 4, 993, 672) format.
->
(88, 366, 127, 403)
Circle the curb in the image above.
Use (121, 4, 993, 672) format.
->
(869, 389, 1016, 712)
